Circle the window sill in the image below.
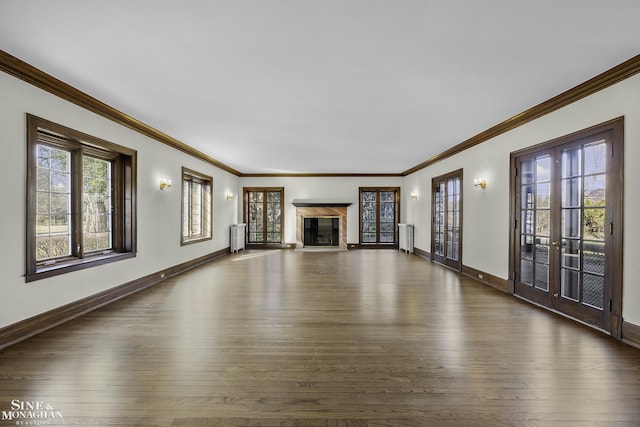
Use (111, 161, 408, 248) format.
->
(26, 252, 136, 283)
(180, 236, 212, 246)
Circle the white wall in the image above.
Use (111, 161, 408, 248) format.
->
(405, 73, 640, 326)
(238, 176, 404, 244)
(0, 72, 239, 328)
(3, 64, 640, 331)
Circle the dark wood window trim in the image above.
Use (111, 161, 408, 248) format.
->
(431, 169, 463, 271)
(26, 114, 137, 282)
(358, 187, 401, 247)
(242, 187, 285, 247)
(181, 167, 213, 245)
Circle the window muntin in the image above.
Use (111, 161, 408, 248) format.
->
(181, 168, 212, 244)
(27, 115, 137, 282)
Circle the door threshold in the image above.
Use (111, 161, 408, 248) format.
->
(513, 294, 608, 335)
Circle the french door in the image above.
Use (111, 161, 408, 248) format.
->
(243, 187, 284, 245)
(431, 170, 462, 271)
(359, 187, 400, 246)
(511, 119, 623, 334)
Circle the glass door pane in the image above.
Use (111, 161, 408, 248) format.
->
(248, 191, 264, 243)
(431, 171, 462, 271)
(560, 141, 606, 309)
(518, 155, 551, 292)
(266, 191, 281, 243)
(434, 182, 445, 257)
(361, 191, 377, 243)
(447, 178, 461, 262)
(379, 191, 396, 243)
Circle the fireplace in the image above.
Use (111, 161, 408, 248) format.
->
(292, 200, 351, 250)
(304, 217, 339, 247)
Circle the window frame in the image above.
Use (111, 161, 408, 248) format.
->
(358, 187, 401, 247)
(180, 167, 213, 245)
(26, 115, 137, 282)
(242, 187, 284, 246)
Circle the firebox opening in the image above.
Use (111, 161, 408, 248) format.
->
(304, 217, 339, 247)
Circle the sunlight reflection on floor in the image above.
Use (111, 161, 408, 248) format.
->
(231, 250, 281, 261)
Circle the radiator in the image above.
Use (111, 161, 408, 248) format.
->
(230, 223, 246, 253)
(398, 223, 414, 254)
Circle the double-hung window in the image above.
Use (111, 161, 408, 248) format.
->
(26, 115, 137, 282)
(181, 167, 212, 244)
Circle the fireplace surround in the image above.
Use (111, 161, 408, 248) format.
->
(292, 200, 351, 250)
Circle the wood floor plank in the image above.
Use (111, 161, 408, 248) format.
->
(1, 249, 639, 426)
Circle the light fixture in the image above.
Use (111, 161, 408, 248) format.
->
(159, 177, 172, 191)
(410, 192, 419, 200)
(225, 192, 234, 200)
(473, 178, 487, 190)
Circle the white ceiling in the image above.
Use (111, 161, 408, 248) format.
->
(1, 1, 639, 174)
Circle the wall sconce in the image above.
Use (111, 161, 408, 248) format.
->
(410, 192, 419, 200)
(473, 178, 487, 190)
(159, 177, 172, 191)
(225, 192, 234, 200)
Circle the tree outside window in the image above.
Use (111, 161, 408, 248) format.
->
(181, 168, 212, 245)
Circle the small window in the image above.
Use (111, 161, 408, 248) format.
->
(181, 167, 212, 245)
(26, 115, 137, 282)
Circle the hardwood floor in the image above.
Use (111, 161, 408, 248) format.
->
(1, 250, 639, 426)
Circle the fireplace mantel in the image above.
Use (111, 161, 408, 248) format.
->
(292, 199, 352, 207)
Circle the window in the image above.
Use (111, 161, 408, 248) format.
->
(181, 168, 213, 245)
(359, 187, 400, 246)
(26, 115, 136, 282)
(243, 188, 284, 245)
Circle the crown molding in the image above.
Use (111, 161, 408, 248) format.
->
(240, 173, 404, 178)
(3, 49, 639, 178)
(0, 50, 242, 176)
(402, 53, 640, 176)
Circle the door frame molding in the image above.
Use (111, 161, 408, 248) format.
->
(358, 187, 401, 247)
(508, 117, 624, 337)
(431, 169, 464, 271)
(242, 187, 285, 246)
